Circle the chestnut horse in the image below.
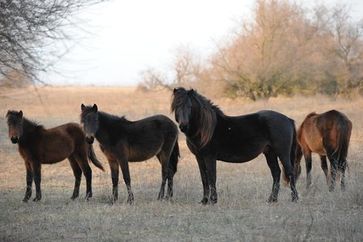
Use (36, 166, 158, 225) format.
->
(6, 110, 104, 202)
(295, 110, 352, 191)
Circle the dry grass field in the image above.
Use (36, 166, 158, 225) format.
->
(0, 86, 362, 241)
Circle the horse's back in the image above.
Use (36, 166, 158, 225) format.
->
(130, 114, 178, 136)
(257, 110, 295, 140)
(40, 123, 85, 163)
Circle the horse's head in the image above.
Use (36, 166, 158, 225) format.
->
(6, 110, 24, 144)
(171, 87, 193, 133)
(171, 87, 218, 148)
(80, 104, 99, 144)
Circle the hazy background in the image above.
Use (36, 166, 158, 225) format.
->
(42, 0, 363, 86)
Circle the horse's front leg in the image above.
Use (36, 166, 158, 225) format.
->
(23, 162, 33, 202)
(119, 159, 134, 204)
(158, 165, 167, 200)
(32, 163, 42, 202)
(108, 160, 119, 202)
(165, 166, 175, 200)
(205, 158, 217, 204)
(196, 157, 209, 204)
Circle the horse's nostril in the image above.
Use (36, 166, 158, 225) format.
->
(11, 137, 18, 144)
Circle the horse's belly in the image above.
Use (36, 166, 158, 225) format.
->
(217, 147, 262, 163)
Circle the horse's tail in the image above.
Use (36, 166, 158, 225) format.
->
(283, 120, 297, 185)
(168, 140, 180, 176)
(87, 143, 105, 171)
(332, 116, 352, 168)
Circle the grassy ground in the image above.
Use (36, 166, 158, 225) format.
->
(0, 86, 362, 241)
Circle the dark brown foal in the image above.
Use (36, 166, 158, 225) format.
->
(6, 110, 104, 202)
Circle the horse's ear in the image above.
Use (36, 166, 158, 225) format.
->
(81, 104, 86, 111)
(92, 104, 98, 112)
(173, 88, 177, 94)
(6, 110, 10, 118)
(18, 110, 23, 118)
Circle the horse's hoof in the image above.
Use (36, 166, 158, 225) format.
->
(22, 198, 29, 203)
(209, 197, 217, 205)
(199, 197, 208, 205)
(33, 197, 41, 202)
(127, 195, 134, 205)
(291, 194, 299, 202)
(267, 196, 278, 203)
(85, 193, 92, 201)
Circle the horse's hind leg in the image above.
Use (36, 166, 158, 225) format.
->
(68, 156, 82, 200)
(339, 161, 347, 191)
(303, 151, 313, 189)
(328, 157, 338, 192)
(324, 141, 338, 192)
(279, 152, 299, 202)
(320, 155, 329, 185)
(264, 150, 281, 203)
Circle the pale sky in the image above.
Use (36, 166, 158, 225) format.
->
(43, 0, 363, 86)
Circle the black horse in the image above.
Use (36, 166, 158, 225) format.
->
(171, 88, 298, 204)
(80, 104, 179, 203)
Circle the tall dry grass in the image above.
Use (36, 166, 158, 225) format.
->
(0, 86, 362, 241)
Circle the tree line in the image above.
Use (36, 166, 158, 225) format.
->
(140, 0, 363, 99)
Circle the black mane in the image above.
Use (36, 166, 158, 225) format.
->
(23, 118, 44, 130)
(98, 111, 131, 125)
(171, 88, 223, 147)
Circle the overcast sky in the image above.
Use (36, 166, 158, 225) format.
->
(43, 0, 363, 86)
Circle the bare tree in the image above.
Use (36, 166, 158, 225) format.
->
(0, 0, 106, 84)
(138, 68, 169, 91)
(139, 46, 202, 91)
(172, 46, 201, 86)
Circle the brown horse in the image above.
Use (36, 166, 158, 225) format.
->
(295, 110, 352, 191)
(6, 110, 104, 202)
(80, 104, 180, 204)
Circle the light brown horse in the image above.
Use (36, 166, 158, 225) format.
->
(295, 110, 352, 191)
(6, 110, 104, 202)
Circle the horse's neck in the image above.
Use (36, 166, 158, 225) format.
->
(24, 119, 41, 133)
(19, 119, 42, 144)
(96, 116, 127, 144)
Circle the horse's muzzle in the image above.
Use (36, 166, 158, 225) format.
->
(11, 136, 18, 144)
(85, 136, 94, 144)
